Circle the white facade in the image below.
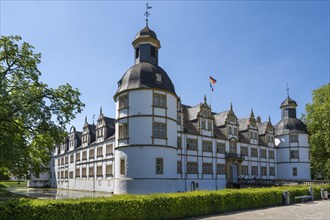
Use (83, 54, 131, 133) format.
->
(41, 24, 311, 194)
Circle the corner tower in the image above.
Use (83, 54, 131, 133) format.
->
(275, 96, 311, 180)
(113, 21, 178, 194)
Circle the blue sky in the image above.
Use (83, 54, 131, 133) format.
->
(1, 1, 329, 130)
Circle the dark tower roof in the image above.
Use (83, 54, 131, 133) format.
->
(275, 118, 307, 135)
(132, 26, 161, 49)
(280, 96, 297, 109)
(114, 62, 176, 98)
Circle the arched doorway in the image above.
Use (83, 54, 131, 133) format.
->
(231, 163, 238, 183)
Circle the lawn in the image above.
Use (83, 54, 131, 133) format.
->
(0, 180, 27, 188)
(0, 181, 27, 201)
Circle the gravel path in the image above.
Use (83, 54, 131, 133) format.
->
(188, 200, 330, 220)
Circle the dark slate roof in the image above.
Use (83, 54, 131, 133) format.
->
(134, 26, 158, 40)
(214, 111, 230, 127)
(214, 127, 227, 139)
(182, 106, 199, 134)
(238, 131, 249, 144)
(280, 96, 297, 108)
(257, 122, 268, 135)
(275, 118, 307, 135)
(115, 62, 176, 97)
(186, 104, 201, 121)
(238, 118, 250, 131)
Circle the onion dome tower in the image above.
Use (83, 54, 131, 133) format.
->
(275, 94, 310, 180)
(113, 5, 178, 194)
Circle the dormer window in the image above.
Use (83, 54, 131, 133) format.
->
(150, 46, 156, 57)
(201, 119, 206, 129)
(135, 48, 140, 59)
(156, 73, 162, 82)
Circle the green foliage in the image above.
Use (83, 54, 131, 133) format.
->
(0, 35, 85, 179)
(1, 186, 329, 220)
(304, 83, 330, 179)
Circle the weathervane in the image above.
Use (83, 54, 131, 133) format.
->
(144, 3, 152, 26)
(286, 83, 290, 97)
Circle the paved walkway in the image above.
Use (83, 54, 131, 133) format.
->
(188, 200, 330, 220)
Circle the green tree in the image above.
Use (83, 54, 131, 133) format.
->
(305, 83, 330, 179)
(0, 35, 84, 179)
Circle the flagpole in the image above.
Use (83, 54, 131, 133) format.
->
(210, 86, 212, 109)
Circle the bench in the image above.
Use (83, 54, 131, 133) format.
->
(295, 195, 312, 203)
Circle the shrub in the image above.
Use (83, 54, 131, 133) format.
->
(0, 185, 329, 220)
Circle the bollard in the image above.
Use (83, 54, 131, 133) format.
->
(308, 187, 314, 201)
(321, 189, 325, 200)
(283, 190, 290, 205)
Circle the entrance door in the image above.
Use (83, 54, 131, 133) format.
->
(231, 163, 238, 183)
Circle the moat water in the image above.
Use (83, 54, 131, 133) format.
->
(6, 188, 113, 199)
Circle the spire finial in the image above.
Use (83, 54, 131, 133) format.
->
(250, 108, 254, 117)
(85, 116, 87, 123)
(286, 83, 290, 97)
(92, 114, 96, 125)
(204, 94, 207, 104)
(144, 3, 152, 27)
(268, 115, 271, 123)
(100, 106, 103, 115)
(230, 102, 233, 111)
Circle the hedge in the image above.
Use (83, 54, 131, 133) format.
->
(1, 185, 329, 220)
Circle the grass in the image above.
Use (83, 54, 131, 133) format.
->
(0, 180, 27, 188)
(0, 181, 27, 201)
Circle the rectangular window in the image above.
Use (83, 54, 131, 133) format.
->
(153, 123, 166, 138)
(202, 141, 212, 152)
(119, 123, 128, 139)
(269, 167, 275, 176)
(187, 139, 198, 151)
(70, 155, 74, 163)
(97, 166, 103, 177)
(135, 48, 140, 59)
(269, 150, 275, 159)
(241, 166, 248, 175)
(177, 137, 182, 149)
(69, 171, 73, 179)
(234, 127, 237, 135)
(89, 149, 94, 159)
(292, 167, 298, 176)
(151, 46, 156, 57)
(97, 128, 103, 137)
(229, 126, 232, 135)
(97, 147, 103, 157)
(82, 167, 87, 177)
(156, 158, 163, 174)
(290, 150, 299, 159)
(120, 159, 126, 175)
(65, 171, 68, 179)
(251, 148, 258, 157)
(76, 152, 80, 162)
(187, 162, 198, 174)
(251, 166, 258, 175)
(106, 144, 113, 155)
(202, 163, 213, 174)
(75, 168, 80, 178)
(177, 114, 181, 125)
(106, 165, 113, 176)
(82, 151, 87, 160)
(153, 93, 166, 108)
(289, 134, 298, 143)
(82, 134, 88, 143)
(216, 164, 226, 174)
(260, 149, 267, 158)
(65, 156, 68, 164)
(241, 146, 248, 156)
(119, 95, 128, 109)
(201, 119, 206, 129)
(207, 120, 212, 130)
(216, 143, 226, 154)
(261, 167, 267, 175)
(177, 161, 182, 174)
(89, 166, 94, 177)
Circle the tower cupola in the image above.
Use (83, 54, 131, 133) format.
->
(280, 96, 297, 119)
(132, 25, 160, 65)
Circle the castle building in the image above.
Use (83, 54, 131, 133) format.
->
(41, 23, 310, 194)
